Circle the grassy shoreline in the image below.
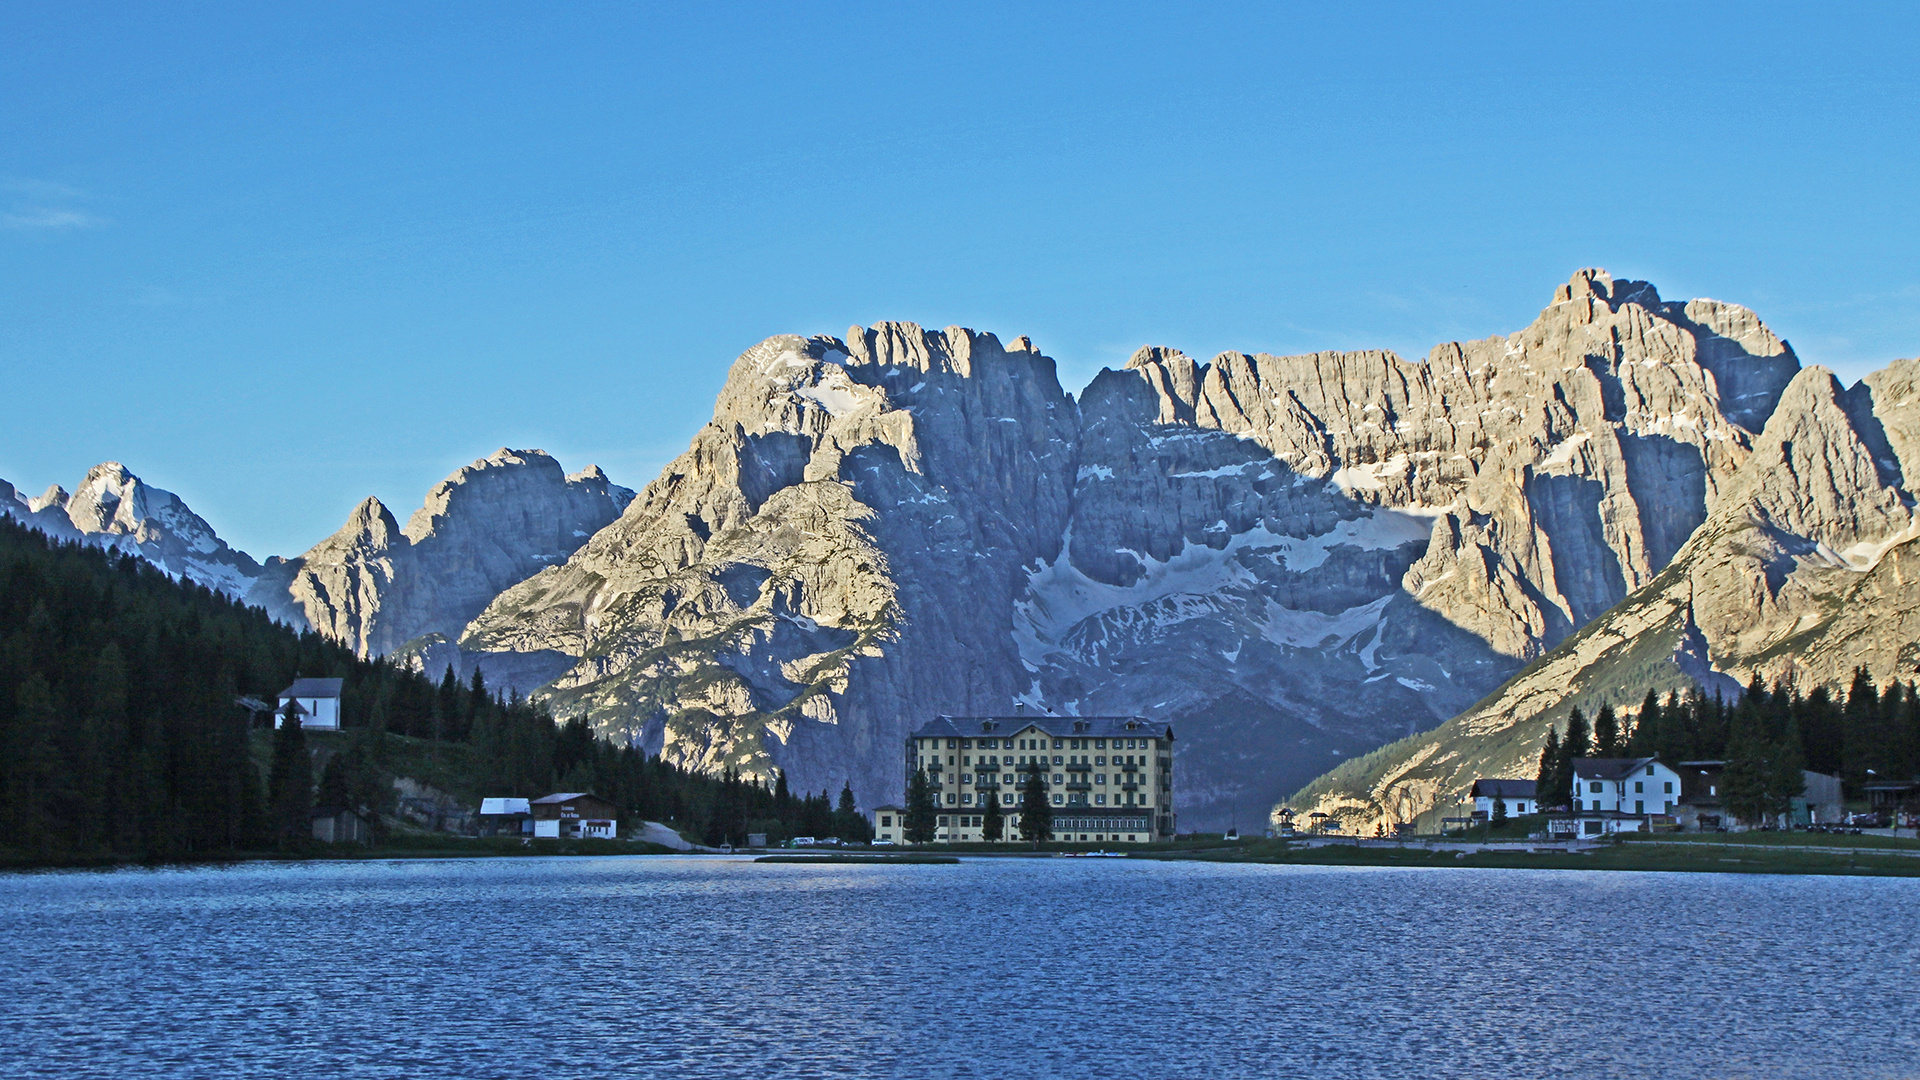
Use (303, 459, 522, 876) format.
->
(1143, 836, 1920, 877)
(0, 835, 681, 872)
(754, 854, 960, 865)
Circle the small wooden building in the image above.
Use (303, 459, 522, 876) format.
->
(530, 792, 618, 839)
(311, 808, 370, 843)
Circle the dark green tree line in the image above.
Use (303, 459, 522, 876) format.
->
(0, 519, 882, 861)
(1535, 669, 1920, 821)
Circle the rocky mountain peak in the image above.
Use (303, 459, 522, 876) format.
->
(341, 496, 404, 546)
(3, 460, 261, 596)
(1722, 366, 1908, 550)
(256, 450, 633, 659)
(27, 484, 68, 513)
(66, 462, 145, 534)
(461, 322, 1078, 786)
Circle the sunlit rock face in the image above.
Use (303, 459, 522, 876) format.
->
(461, 327, 1080, 805)
(250, 448, 634, 659)
(458, 271, 1804, 827)
(1291, 357, 1920, 837)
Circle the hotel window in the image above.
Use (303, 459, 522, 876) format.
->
(880, 815, 892, 827)
(1664, 782, 1673, 793)
(1003, 793, 1015, 805)
(1051, 794, 1063, 805)
(1635, 782, 1644, 793)
(1096, 794, 1106, 805)
(946, 794, 956, 804)
(1095, 739, 1105, 749)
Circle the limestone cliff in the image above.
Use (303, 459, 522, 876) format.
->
(1288, 360, 1920, 832)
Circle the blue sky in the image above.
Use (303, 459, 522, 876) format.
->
(4, 2, 1917, 557)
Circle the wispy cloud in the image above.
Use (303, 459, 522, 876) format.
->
(1, 178, 109, 231)
(3, 178, 86, 199)
(2, 206, 108, 230)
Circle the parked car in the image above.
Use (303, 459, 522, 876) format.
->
(872, 839, 896, 846)
(791, 837, 817, 847)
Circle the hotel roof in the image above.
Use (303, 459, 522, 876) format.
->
(910, 715, 1172, 741)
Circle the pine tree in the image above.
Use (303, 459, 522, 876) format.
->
(1661, 690, 1690, 762)
(1593, 704, 1620, 758)
(316, 752, 351, 816)
(904, 769, 937, 844)
(1018, 764, 1052, 845)
(1563, 707, 1591, 761)
(1536, 726, 1562, 811)
(267, 699, 313, 847)
(1626, 688, 1661, 757)
(434, 665, 460, 743)
(1800, 684, 1842, 775)
(1771, 711, 1808, 820)
(1844, 666, 1880, 782)
(1491, 790, 1509, 826)
(1722, 704, 1805, 828)
(981, 788, 1005, 842)
(833, 782, 872, 842)
(467, 667, 488, 725)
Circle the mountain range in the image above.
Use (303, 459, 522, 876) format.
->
(9, 269, 1909, 831)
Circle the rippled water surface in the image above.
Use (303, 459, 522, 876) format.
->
(2, 856, 1915, 1079)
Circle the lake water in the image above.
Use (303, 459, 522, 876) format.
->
(1, 856, 1914, 1079)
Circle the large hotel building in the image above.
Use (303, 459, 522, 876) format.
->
(877, 715, 1175, 844)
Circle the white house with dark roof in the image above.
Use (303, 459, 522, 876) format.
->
(1470, 778, 1537, 820)
(1550, 757, 1682, 837)
(277, 677, 343, 730)
(907, 714, 1174, 843)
